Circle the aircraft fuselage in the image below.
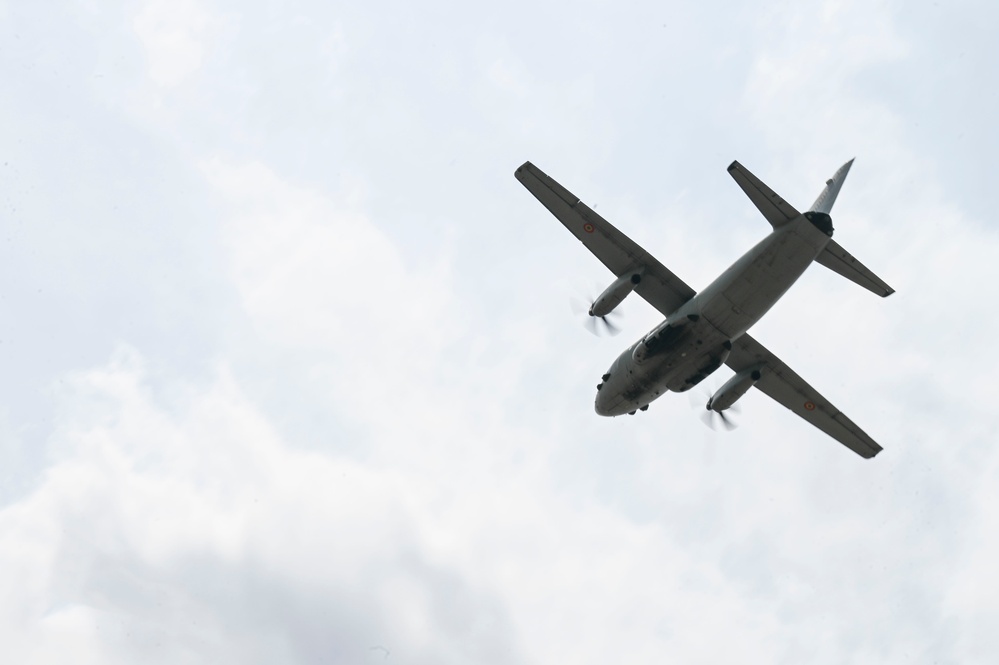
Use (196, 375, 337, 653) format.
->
(595, 212, 833, 416)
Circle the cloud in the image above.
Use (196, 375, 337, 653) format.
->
(133, 0, 217, 89)
(0, 348, 529, 664)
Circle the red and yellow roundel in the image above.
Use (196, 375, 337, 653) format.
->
(803, 401, 816, 411)
(583, 223, 595, 233)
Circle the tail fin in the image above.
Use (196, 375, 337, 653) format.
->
(810, 158, 895, 297)
(810, 158, 854, 214)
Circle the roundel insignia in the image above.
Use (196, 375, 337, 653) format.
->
(804, 401, 816, 411)
(583, 223, 595, 233)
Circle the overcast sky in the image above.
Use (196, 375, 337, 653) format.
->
(2, 0, 998, 662)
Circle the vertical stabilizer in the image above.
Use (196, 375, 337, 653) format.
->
(810, 158, 854, 214)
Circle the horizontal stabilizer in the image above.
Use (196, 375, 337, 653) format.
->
(728, 161, 801, 228)
(815, 239, 895, 297)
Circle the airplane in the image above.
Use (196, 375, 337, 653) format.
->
(515, 159, 893, 458)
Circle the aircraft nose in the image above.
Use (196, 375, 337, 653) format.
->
(594, 384, 606, 415)
(594, 385, 619, 417)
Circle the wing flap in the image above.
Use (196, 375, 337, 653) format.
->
(515, 161, 696, 318)
(727, 333, 883, 458)
(728, 161, 801, 228)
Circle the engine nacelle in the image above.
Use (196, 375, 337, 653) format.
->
(590, 269, 644, 317)
(707, 367, 762, 412)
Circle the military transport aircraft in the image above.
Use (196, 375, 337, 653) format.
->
(515, 159, 893, 458)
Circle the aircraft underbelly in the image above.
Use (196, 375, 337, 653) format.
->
(595, 327, 727, 415)
(699, 218, 829, 338)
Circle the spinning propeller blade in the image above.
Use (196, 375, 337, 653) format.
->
(693, 384, 741, 431)
(700, 403, 740, 431)
(570, 293, 622, 336)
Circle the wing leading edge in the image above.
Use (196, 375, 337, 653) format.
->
(515, 161, 695, 317)
(726, 333, 883, 458)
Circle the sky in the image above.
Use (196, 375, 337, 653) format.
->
(1, 0, 998, 662)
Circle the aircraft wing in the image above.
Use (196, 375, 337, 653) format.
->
(726, 333, 883, 458)
(515, 161, 695, 318)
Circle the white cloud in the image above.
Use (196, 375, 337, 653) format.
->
(0, 348, 531, 663)
(133, 0, 216, 89)
(203, 157, 452, 351)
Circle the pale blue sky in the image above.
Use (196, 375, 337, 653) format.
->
(1, 0, 997, 662)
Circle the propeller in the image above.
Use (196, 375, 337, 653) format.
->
(689, 383, 740, 431)
(700, 402, 740, 431)
(570, 296, 622, 336)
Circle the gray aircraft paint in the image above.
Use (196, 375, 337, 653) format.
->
(596, 213, 832, 416)
(517, 159, 891, 458)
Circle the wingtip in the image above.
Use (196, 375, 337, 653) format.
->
(860, 439, 883, 459)
(727, 160, 740, 172)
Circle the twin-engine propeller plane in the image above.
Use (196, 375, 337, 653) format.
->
(515, 159, 893, 458)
